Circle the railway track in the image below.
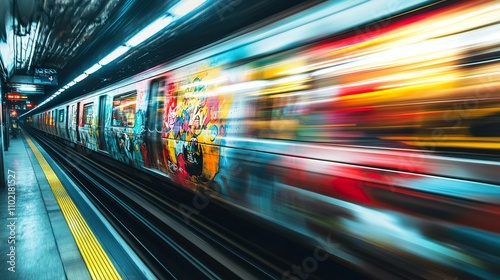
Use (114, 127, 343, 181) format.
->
(27, 128, 367, 280)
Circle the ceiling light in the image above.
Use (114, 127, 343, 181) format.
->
(85, 63, 102, 75)
(18, 85, 37, 92)
(126, 15, 174, 47)
(98, 45, 131, 66)
(170, 0, 206, 18)
(73, 73, 88, 82)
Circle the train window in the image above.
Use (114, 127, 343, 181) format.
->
(112, 91, 137, 127)
(59, 109, 64, 122)
(82, 103, 93, 127)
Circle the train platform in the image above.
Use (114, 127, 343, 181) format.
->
(0, 129, 155, 280)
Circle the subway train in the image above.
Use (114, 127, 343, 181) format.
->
(29, 0, 500, 278)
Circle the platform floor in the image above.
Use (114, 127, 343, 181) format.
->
(0, 130, 154, 279)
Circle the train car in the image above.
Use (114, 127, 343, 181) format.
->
(30, 1, 500, 278)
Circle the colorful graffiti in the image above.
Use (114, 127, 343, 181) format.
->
(163, 66, 233, 185)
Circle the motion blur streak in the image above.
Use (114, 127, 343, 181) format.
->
(263, 1, 500, 147)
(30, 0, 500, 278)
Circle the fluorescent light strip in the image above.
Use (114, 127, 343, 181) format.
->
(19, 85, 37, 91)
(126, 15, 174, 47)
(170, 0, 206, 17)
(85, 63, 102, 74)
(74, 73, 88, 82)
(98, 45, 130, 66)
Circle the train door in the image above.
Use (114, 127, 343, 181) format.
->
(44, 112, 48, 132)
(76, 102, 81, 142)
(69, 104, 77, 142)
(145, 77, 166, 170)
(52, 109, 57, 135)
(65, 105, 70, 138)
(47, 111, 51, 133)
(81, 102, 94, 148)
(57, 109, 63, 138)
(97, 95, 107, 151)
(70, 103, 81, 143)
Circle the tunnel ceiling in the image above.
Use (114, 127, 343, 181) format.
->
(0, 0, 320, 109)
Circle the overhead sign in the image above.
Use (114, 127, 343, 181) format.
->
(10, 74, 56, 88)
(34, 68, 58, 85)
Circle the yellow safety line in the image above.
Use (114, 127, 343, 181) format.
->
(24, 134, 122, 280)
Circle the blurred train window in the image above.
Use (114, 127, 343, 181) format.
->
(256, 97, 273, 122)
(253, 93, 301, 139)
(462, 46, 500, 68)
(82, 103, 93, 127)
(112, 91, 137, 127)
(248, 50, 309, 139)
(59, 109, 64, 122)
(147, 78, 166, 132)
